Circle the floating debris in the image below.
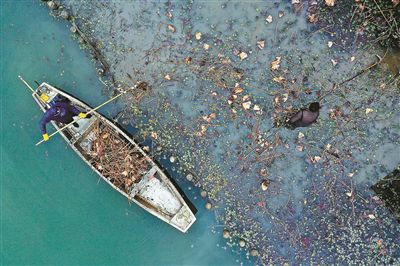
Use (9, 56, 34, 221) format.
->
(223, 229, 230, 239)
(365, 108, 374, 114)
(325, 0, 336, 6)
(195, 32, 202, 40)
(270, 57, 281, 71)
(239, 51, 248, 60)
(261, 180, 270, 191)
(250, 249, 259, 257)
(167, 24, 176, 33)
(186, 174, 193, 181)
(257, 40, 265, 50)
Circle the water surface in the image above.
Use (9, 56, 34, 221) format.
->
(0, 1, 243, 264)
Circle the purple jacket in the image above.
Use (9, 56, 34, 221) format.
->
(39, 102, 80, 134)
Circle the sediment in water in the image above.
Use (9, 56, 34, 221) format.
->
(42, 1, 400, 264)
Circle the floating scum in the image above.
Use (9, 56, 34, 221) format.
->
(47, 0, 400, 264)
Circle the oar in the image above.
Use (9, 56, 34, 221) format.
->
(35, 86, 136, 146)
(18, 75, 46, 104)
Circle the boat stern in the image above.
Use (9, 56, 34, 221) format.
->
(170, 205, 196, 233)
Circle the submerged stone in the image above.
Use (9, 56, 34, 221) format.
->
(371, 166, 400, 223)
(223, 229, 230, 238)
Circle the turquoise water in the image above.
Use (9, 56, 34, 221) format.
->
(0, 1, 243, 264)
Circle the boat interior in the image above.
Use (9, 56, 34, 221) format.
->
(34, 83, 193, 229)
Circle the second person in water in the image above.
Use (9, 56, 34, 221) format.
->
(287, 102, 320, 128)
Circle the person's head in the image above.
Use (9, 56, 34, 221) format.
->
(309, 102, 320, 112)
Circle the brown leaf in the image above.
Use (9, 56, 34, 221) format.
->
(242, 101, 251, 110)
(308, 14, 318, 23)
(202, 113, 217, 122)
(195, 32, 202, 40)
(257, 40, 265, 50)
(270, 57, 281, 71)
(273, 76, 285, 83)
(167, 24, 176, 33)
(239, 51, 248, 60)
(234, 83, 244, 94)
(325, 0, 336, 6)
(184, 57, 192, 64)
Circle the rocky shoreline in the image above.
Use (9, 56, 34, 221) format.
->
(42, 0, 399, 264)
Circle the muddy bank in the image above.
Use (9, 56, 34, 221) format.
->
(43, 0, 399, 264)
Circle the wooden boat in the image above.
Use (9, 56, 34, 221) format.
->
(32, 82, 196, 233)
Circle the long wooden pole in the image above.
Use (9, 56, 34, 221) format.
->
(18, 75, 136, 146)
(18, 75, 46, 103)
(35, 86, 136, 146)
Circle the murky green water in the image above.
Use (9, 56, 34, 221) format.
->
(0, 1, 245, 264)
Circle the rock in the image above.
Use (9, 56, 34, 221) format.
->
(239, 239, 246, 247)
(97, 68, 105, 76)
(70, 26, 77, 33)
(200, 191, 207, 197)
(169, 156, 176, 163)
(47, 1, 58, 10)
(205, 202, 212, 209)
(60, 10, 69, 20)
(186, 174, 193, 181)
(223, 229, 230, 239)
(250, 249, 259, 256)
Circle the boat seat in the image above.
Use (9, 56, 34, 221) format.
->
(129, 166, 158, 197)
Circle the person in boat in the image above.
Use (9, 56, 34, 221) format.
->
(287, 102, 320, 129)
(39, 97, 91, 141)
